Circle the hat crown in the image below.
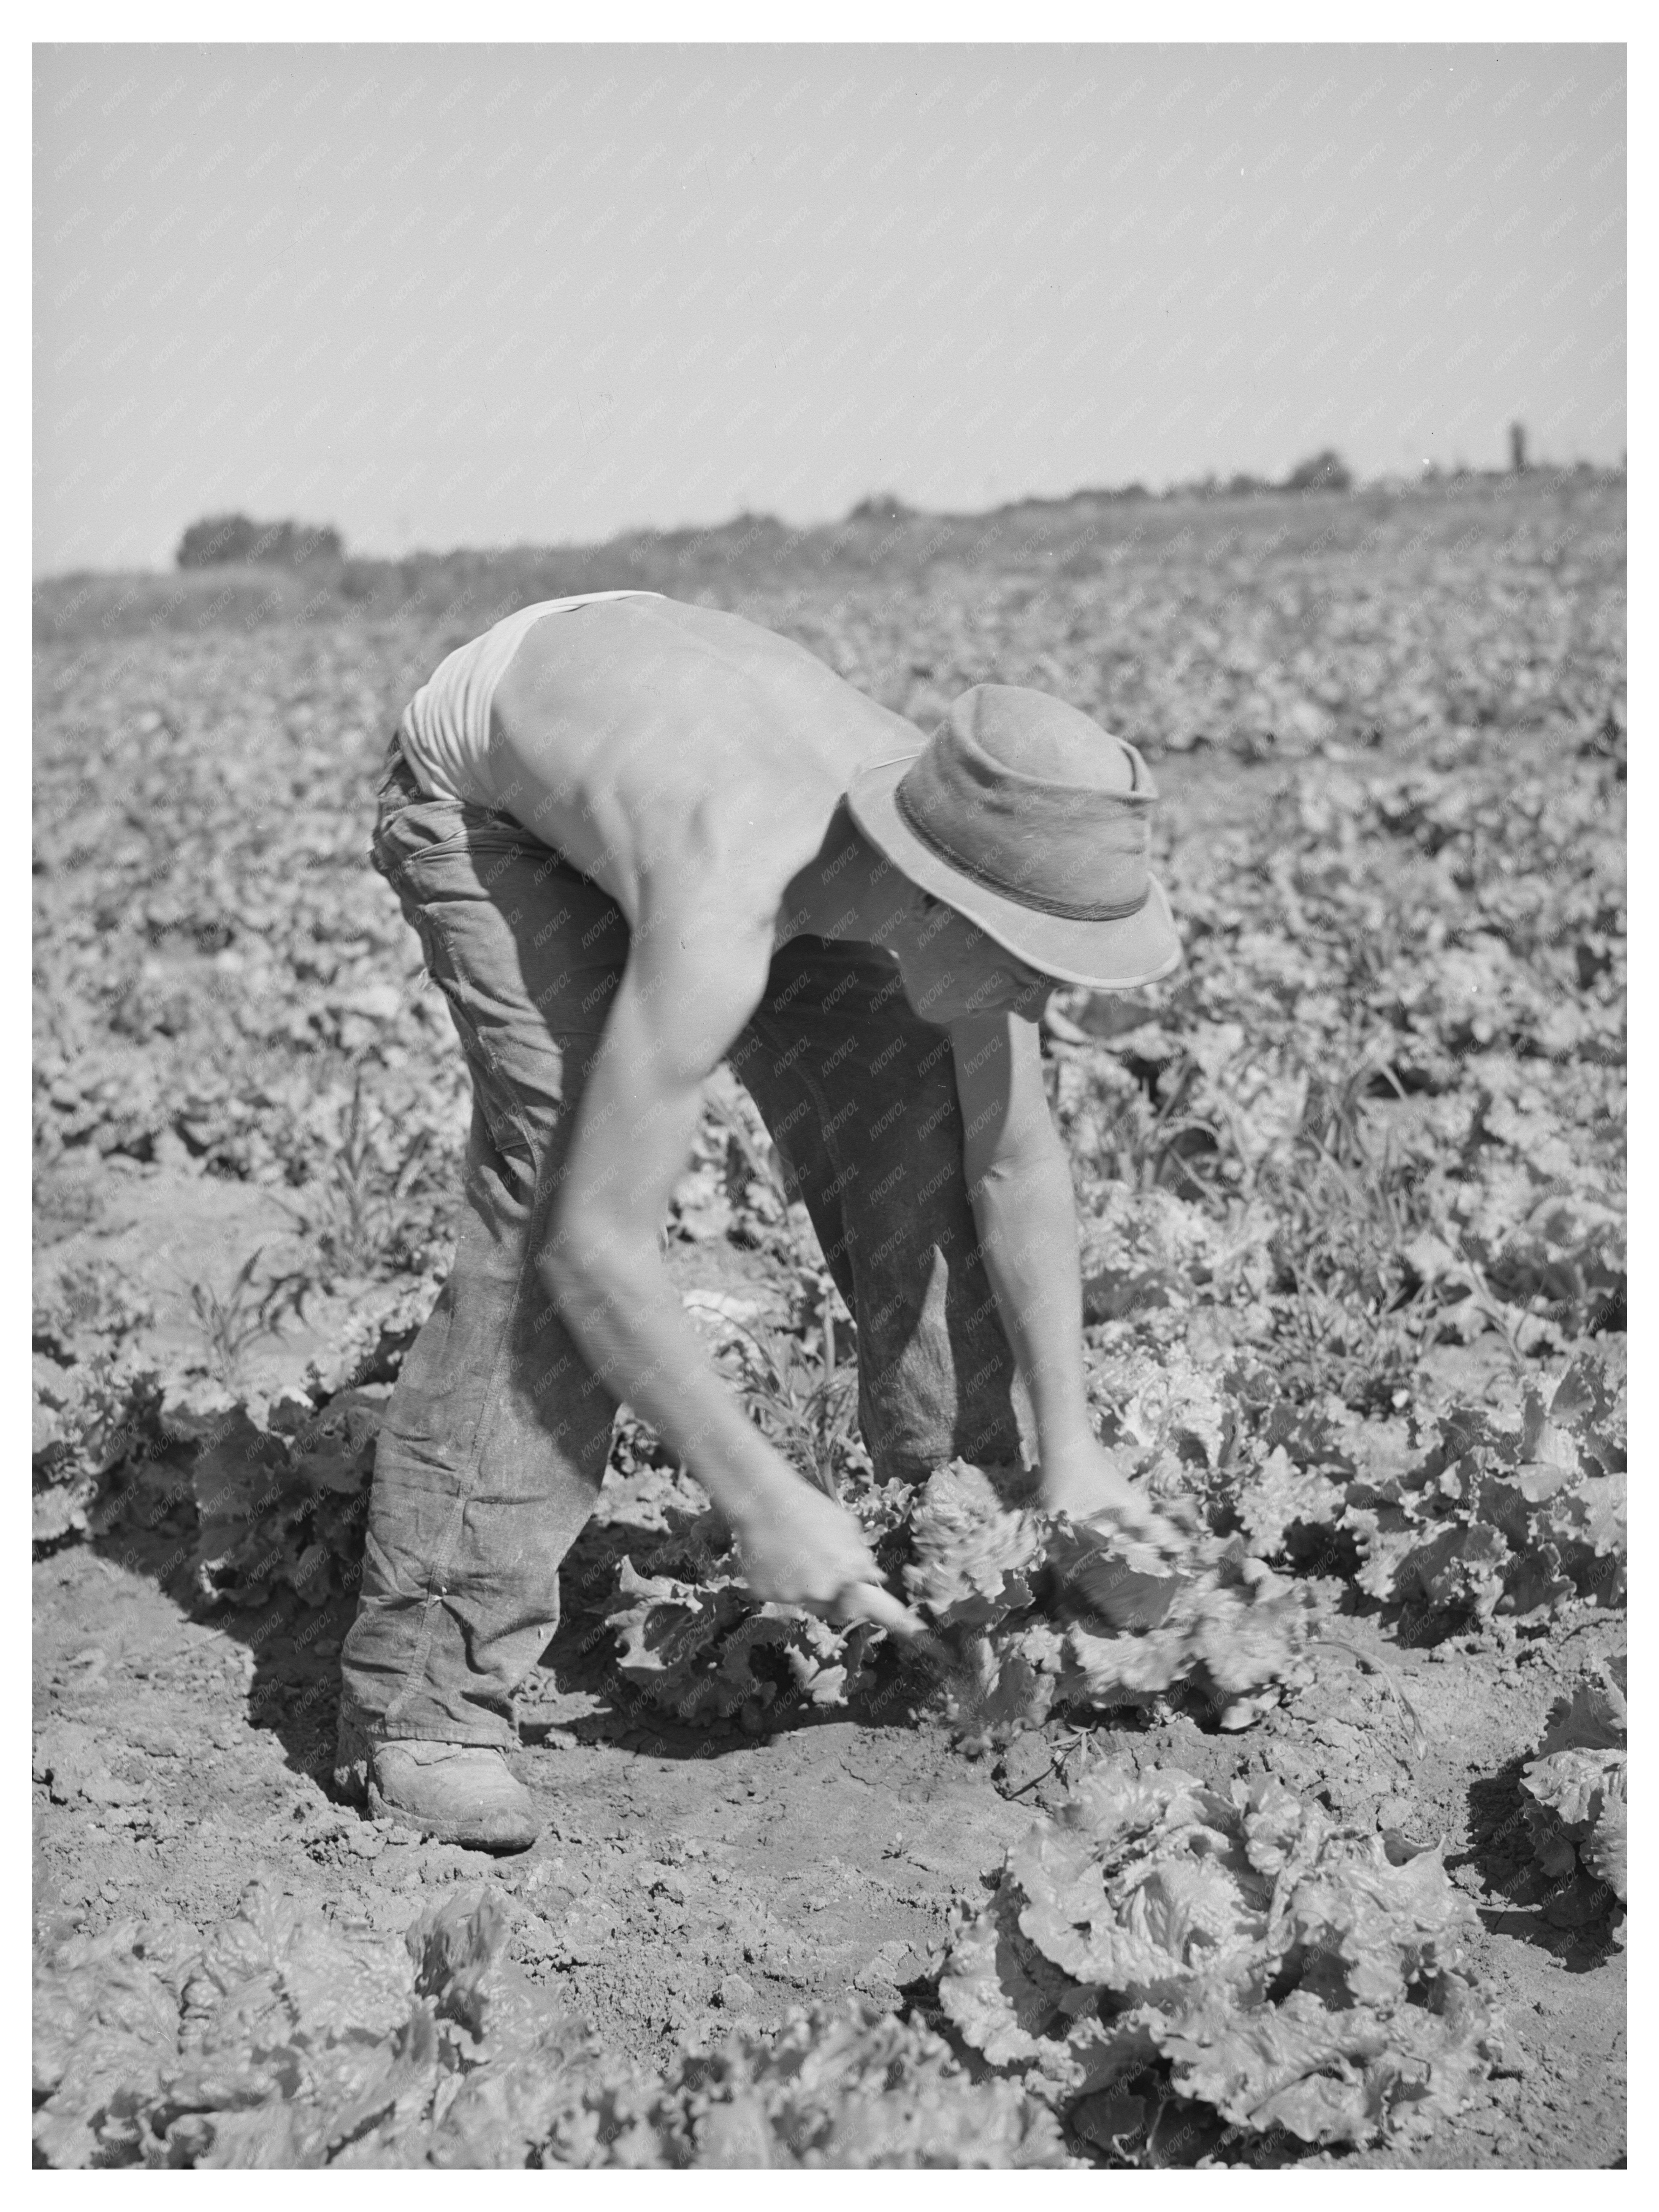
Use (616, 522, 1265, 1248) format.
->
(891, 685, 1155, 923)
(957, 684, 1144, 794)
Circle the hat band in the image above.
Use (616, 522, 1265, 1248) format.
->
(894, 775, 1151, 923)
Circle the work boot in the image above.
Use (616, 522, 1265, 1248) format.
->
(368, 1741, 541, 1852)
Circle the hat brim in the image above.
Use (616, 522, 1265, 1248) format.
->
(846, 752, 1183, 992)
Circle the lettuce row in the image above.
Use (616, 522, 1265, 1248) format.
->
(33, 1878, 1068, 2169)
(1226, 1355, 1626, 1620)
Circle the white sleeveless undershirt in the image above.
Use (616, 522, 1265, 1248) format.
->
(397, 590, 661, 809)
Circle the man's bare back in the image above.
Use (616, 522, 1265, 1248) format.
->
(488, 595, 919, 946)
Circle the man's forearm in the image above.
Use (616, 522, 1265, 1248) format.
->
(967, 1131, 1095, 1464)
(540, 1228, 791, 1522)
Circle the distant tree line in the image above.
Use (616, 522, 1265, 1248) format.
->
(175, 514, 344, 570)
(1165, 449, 1355, 500)
(169, 434, 1574, 593)
(848, 451, 1355, 521)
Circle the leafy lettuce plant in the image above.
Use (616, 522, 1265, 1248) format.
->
(608, 1556, 884, 1731)
(31, 1261, 161, 1543)
(1229, 1354, 1626, 1620)
(642, 2003, 1069, 2167)
(1520, 1653, 1626, 1943)
(936, 1757, 1503, 2156)
(182, 1390, 385, 1612)
(34, 1878, 653, 2169)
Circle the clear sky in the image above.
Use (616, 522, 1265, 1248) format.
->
(34, 41, 1626, 575)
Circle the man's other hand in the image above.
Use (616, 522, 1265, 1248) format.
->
(1040, 1438, 1183, 1550)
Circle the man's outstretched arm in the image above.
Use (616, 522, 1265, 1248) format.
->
(952, 1010, 1162, 1530)
(540, 898, 885, 1607)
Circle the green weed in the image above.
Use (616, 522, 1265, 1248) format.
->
(279, 1070, 439, 1284)
(178, 1248, 308, 1393)
(720, 1313, 863, 1501)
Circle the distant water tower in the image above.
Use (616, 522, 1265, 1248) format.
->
(1509, 421, 1528, 473)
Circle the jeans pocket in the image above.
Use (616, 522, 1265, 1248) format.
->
(373, 792, 494, 888)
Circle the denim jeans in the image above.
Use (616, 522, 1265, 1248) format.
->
(338, 742, 1020, 1753)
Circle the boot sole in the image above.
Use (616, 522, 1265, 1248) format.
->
(366, 1779, 540, 1854)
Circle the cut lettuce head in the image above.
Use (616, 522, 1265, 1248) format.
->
(907, 1463, 1315, 1748)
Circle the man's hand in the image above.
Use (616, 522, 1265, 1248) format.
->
(731, 1472, 887, 1610)
(1040, 1437, 1182, 1549)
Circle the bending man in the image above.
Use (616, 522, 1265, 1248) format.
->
(337, 589, 1182, 1848)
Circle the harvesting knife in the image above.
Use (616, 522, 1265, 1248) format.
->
(834, 1579, 982, 1702)
(834, 1578, 929, 1642)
